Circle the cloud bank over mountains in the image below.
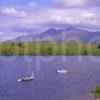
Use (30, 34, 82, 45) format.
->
(0, 0, 100, 41)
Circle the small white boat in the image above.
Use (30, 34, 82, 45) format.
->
(18, 76, 34, 82)
(56, 69, 68, 74)
(18, 58, 34, 82)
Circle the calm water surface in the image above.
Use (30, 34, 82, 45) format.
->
(0, 56, 100, 100)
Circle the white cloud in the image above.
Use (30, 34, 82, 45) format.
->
(17, 2, 38, 12)
(0, 1, 100, 42)
(34, 8, 100, 30)
(27, 2, 38, 8)
(0, 7, 27, 17)
(55, 0, 87, 6)
(1, 7, 99, 30)
(37, 8, 96, 25)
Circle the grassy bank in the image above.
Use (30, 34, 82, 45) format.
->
(92, 87, 100, 98)
(0, 42, 100, 56)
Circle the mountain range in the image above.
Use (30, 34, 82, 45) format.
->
(5, 27, 100, 43)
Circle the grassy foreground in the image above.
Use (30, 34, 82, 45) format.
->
(0, 42, 100, 56)
(92, 87, 100, 98)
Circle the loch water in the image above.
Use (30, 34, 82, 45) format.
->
(0, 56, 100, 100)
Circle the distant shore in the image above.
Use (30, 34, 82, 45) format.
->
(0, 42, 100, 56)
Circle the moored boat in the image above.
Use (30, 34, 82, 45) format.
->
(18, 76, 34, 82)
(56, 69, 68, 74)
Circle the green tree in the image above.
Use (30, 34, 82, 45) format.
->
(82, 50, 88, 55)
(97, 44, 100, 49)
(18, 42, 23, 48)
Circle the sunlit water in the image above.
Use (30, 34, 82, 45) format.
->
(0, 56, 100, 100)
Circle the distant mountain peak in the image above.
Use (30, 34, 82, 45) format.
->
(43, 28, 57, 33)
(47, 28, 57, 31)
(3, 27, 100, 43)
(65, 26, 76, 30)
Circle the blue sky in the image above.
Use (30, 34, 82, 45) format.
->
(0, 0, 53, 7)
(0, 0, 100, 41)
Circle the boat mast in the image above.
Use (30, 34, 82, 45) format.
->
(27, 57, 33, 76)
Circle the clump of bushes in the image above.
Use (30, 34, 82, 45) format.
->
(0, 42, 100, 56)
(97, 44, 100, 49)
(92, 87, 100, 98)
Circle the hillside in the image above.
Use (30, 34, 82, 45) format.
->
(4, 27, 100, 43)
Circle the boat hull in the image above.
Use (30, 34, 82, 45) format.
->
(18, 76, 34, 82)
(56, 69, 68, 74)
